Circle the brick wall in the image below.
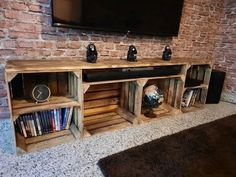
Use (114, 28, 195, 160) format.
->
(0, 0, 225, 119)
(214, 0, 236, 103)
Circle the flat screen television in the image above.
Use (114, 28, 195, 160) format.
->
(51, 0, 184, 36)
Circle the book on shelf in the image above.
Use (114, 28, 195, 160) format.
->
(182, 89, 199, 108)
(15, 107, 73, 138)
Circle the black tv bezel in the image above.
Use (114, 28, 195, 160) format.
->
(51, 0, 183, 37)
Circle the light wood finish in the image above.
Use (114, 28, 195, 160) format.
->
(89, 122, 131, 135)
(83, 84, 90, 94)
(133, 79, 147, 118)
(86, 83, 121, 92)
(84, 90, 120, 101)
(5, 58, 213, 154)
(83, 112, 117, 122)
(84, 105, 119, 117)
(167, 79, 175, 106)
(83, 75, 183, 86)
(82, 128, 92, 137)
(6, 58, 212, 74)
(16, 130, 74, 153)
(117, 108, 138, 124)
(84, 98, 119, 109)
(12, 96, 80, 121)
(74, 71, 84, 133)
(139, 103, 181, 123)
(86, 116, 125, 130)
(24, 130, 71, 144)
(184, 84, 208, 90)
(181, 102, 204, 113)
(84, 111, 132, 135)
(128, 82, 136, 113)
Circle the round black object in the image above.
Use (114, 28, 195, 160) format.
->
(143, 85, 164, 108)
(162, 45, 172, 61)
(86, 43, 98, 63)
(32, 84, 51, 103)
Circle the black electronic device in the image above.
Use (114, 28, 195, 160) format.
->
(162, 45, 172, 60)
(86, 43, 98, 63)
(51, 0, 184, 36)
(206, 70, 226, 104)
(127, 45, 137, 62)
(83, 66, 181, 82)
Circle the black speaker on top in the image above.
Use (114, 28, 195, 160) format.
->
(206, 69, 226, 104)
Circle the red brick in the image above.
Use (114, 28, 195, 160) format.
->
(5, 10, 39, 23)
(13, 22, 36, 32)
(28, 4, 41, 12)
(2, 40, 17, 48)
(37, 0, 50, 4)
(9, 31, 39, 39)
(8, 2, 28, 11)
(35, 41, 54, 48)
(0, 30, 5, 38)
(17, 41, 34, 48)
(68, 41, 81, 49)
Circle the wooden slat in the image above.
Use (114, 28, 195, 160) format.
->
(133, 81, 146, 118)
(181, 102, 204, 113)
(89, 122, 131, 135)
(83, 112, 117, 122)
(74, 71, 84, 133)
(69, 123, 81, 139)
(84, 98, 119, 109)
(57, 73, 68, 95)
(16, 130, 74, 153)
(84, 115, 121, 126)
(26, 133, 74, 152)
(83, 75, 183, 86)
(86, 116, 125, 130)
(84, 105, 119, 117)
(84, 90, 120, 101)
(86, 83, 121, 92)
(184, 84, 208, 90)
(174, 79, 184, 109)
(117, 108, 137, 124)
(128, 82, 136, 113)
(167, 79, 175, 105)
(82, 129, 91, 137)
(48, 73, 58, 95)
(24, 130, 71, 144)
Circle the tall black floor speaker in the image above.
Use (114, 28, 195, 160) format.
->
(206, 69, 226, 104)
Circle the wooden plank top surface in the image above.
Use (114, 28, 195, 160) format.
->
(5, 58, 212, 73)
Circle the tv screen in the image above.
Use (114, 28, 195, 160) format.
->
(52, 0, 184, 36)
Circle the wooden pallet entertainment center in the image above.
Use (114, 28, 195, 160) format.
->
(5, 58, 212, 154)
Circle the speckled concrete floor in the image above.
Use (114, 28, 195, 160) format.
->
(0, 101, 236, 177)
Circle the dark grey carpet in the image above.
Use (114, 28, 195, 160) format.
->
(98, 114, 236, 177)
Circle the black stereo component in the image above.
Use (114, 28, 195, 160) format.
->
(83, 66, 181, 82)
(206, 69, 226, 104)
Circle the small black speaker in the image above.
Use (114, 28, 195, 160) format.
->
(206, 69, 226, 104)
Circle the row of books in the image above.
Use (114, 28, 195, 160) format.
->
(181, 89, 200, 107)
(15, 107, 73, 138)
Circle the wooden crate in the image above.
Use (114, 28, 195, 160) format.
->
(83, 83, 136, 135)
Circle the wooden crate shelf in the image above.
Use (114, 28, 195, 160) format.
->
(16, 129, 75, 153)
(4, 58, 213, 154)
(184, 84, 208, 90)
(12, 96, 80, 121)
